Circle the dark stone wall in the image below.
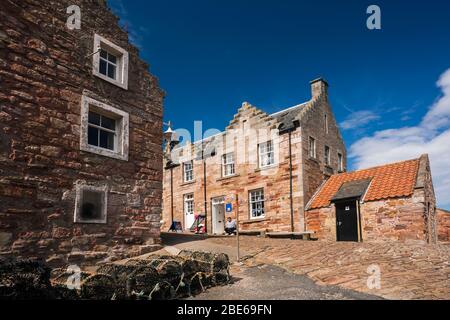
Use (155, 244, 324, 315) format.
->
(0, 0, 164, 266)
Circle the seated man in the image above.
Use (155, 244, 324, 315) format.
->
(224, 217, 237, 235)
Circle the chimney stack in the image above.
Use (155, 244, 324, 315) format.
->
(310, 78, 328, 99)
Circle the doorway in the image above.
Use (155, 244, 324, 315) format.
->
(184, 194, 195, 231)
(212, 197, 225, 235)
(335, 200, 359, 242)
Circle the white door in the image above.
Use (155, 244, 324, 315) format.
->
(184, 194, 195, 230)
(212, 197, 225, 234)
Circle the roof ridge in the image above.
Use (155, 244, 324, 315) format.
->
(335, 157, 420, 177)
(269, 101, 308, 117)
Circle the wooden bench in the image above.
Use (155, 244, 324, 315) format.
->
(265, 231, 316, 240)
(238, 229, 266, 237)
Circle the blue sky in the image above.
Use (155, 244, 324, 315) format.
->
(108, 0, 450, 209)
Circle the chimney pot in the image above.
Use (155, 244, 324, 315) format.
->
(310, 78, 328, 99)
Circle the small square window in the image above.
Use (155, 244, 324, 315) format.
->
(87, 111, 116, 151)
(93, 34, 129, 90)
(74, 185, 107, 224)
(80, 95, 129, 161)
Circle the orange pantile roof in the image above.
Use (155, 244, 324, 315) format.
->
(308, 158, 420, 209)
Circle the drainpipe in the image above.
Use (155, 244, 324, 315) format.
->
(170, 167, 174, 225)
(289, 131, 294, 233)
(203, 149, 208, 233)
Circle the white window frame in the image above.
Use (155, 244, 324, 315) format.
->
(183, 161, 194, 183)
(92, 34, 129, 90)
(184, 193, 194, 215)
(222, 153, 235, 177)
(258, 141, 275, 168)
(249, 189, 265, 219)
(74, 184, 108, 224)
(324, 145, 331, 166)
(80, 95, 129, 161)
(309, 136, 316, 159)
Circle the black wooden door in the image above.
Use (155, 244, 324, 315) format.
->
(335, 200, 359, 242)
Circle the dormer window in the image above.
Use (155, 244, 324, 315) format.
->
(93, 34, 129, 90)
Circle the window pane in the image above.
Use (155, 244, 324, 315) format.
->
(108, 53, 117, 64)
(88, 112, 101, 126)
(99, 130, 115, 150)
(81, 190, 102, 220)
(100, 49, 108, 59)
(107, 63, 116, 79)
(88, 126, 99, 146)
(99, 59, 107, 76)
(101, 115, 116, 130)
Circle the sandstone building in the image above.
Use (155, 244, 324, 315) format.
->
(306, 155, 438, 243)
(162, 79, 347, 235)
(437, 208, 450, 242)
(0, 0, 164, 265)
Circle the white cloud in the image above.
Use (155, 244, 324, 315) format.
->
(340, 110, 380, 130)
(349, 69, 450, 209)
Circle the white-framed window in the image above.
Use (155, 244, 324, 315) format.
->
(183, 161, 194, 182)
(222, 153, 235, 177)
(249, 189, 265, 219)
(324, 145, 330, 165)
(258, 141, 275, 168)
(74, 184, 107, 224)
(309, 136, 316, 158)
(80, 95, 129, 161)
(338, 153, 344, 172)
(184, 193, 194, 215)
(92, 34, 129, 90)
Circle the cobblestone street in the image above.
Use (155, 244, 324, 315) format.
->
(162, 234, 450, 300)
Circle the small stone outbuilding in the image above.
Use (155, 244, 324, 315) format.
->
(306, 154, 437, 243)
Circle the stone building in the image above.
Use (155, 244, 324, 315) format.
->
(0, 0, 164, 265)
(162, 78, 347, 234)
(306, 155, 437, 243)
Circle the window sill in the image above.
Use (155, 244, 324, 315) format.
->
(254, 164, 278, 172)
(217, 174, 240, 182)
(80, 144, 128, 161)
(241, 217, 268, 224)
(308, 157, 320, 164)
(74, 220, 107, 225)
(180, 180, 196, 187)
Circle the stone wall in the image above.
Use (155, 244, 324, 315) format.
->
(0, 0, 164, 266)
(437, 209, 450, 242)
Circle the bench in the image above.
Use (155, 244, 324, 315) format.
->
(265, 231, 316, 240)
(238, 229, 266, 237)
